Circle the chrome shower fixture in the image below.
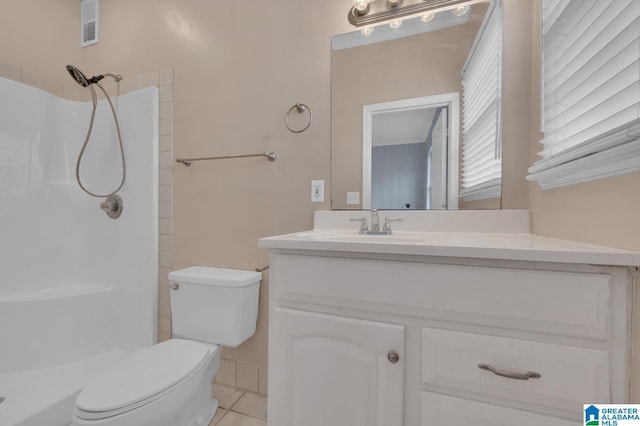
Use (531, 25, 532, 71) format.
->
(66, 65, 126, 219)
(66, 65, 102, 87)
(66, 65, 122, 87)
(100, 194, 123, 219)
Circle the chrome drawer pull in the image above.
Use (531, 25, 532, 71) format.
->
(478, 363, 541, 380)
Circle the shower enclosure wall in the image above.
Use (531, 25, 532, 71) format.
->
(0, 74, 159, 425)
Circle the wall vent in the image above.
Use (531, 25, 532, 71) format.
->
(81, 0, 99, 47)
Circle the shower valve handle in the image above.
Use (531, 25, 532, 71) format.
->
(100, 195, 123, 219)
(100, 198, 117, 212)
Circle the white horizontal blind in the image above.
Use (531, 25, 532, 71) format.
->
(460, 0, 502, 201)
(528, 0, 640, 188)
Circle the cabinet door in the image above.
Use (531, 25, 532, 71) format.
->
(270, 307, 404, 426)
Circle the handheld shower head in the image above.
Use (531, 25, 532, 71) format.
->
(66, 65, 104, 87)
(69, 64, 127, 211)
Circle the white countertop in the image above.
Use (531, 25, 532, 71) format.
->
(258, 210, 640, 266)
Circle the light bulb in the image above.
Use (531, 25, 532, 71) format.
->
(353, 0, 369, 13)
(361, 27, 374, 36)
(452, 5, 470, 16)
(389, 19, 402, 29)
(421, 13, 435, 23)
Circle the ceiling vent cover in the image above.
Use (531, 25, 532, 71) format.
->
(81, 0, 99, 47)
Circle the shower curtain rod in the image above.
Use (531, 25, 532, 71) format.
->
(175, 152, 277, 166)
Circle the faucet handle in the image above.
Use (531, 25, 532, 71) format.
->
(382, 218, 403, 234)
(350, 217, 369, 234)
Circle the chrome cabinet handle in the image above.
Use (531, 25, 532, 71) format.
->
(478, 363, 541, 380)
(168, 282, 179, 290)
(387, 351, 400, 364)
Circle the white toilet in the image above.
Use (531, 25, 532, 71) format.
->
(71, 266, 261, 426)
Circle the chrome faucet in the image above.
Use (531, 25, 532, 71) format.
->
(350, 209, 403, 235)
(382, 217, 403, 234)
(349, 217, 369, 234)
(370, 209, 380, 233)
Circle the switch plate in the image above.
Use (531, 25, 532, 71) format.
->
(311, 180, 324, 202)
(347, 191, 360, 205)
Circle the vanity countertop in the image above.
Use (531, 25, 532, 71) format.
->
(259, 210, 640, 266)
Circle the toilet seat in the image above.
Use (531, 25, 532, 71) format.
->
(75, 339, 217, 421)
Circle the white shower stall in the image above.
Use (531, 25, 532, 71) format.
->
(0, 74, 159, 425)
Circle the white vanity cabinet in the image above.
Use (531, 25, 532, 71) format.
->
(260, 219, 637, 426)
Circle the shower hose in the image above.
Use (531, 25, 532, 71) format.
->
(76, 77, 126, 198)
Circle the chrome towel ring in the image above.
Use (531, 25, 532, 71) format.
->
(285, 103, 312, 133)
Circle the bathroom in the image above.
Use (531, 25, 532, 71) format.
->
(0, 0, 639, 425)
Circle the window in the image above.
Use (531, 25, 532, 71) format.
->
(528, 0, 640, 189)
(460, 0, 503, 201)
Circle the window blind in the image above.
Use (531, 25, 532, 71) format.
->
(528, 0, 640, 189)
(460, 0, 502, 201)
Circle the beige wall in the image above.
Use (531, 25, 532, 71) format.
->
(500, 0, 533, 209)
(0, 0, 81, 92)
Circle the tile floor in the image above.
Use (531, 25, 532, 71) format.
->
(209, 384, 268, 426)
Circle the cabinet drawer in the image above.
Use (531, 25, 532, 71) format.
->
(276, 254, 611, 339)
(421, 328, 610, 414)
(420, 391, 578, 426)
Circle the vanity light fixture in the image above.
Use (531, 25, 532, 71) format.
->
(353, 0, 371, 15)
(389, 19, 402, 29)
(361, 26, 375, 36)
(452, 4, 470, 16)
(420, 12, 435, 22)
(348, 0, 481, 28)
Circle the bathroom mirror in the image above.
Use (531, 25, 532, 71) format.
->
(331, 1, 502, 210)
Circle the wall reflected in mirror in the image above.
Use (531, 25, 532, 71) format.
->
(331, 1, 502, 210)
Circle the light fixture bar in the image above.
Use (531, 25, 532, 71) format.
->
(348, 0, 480, 27)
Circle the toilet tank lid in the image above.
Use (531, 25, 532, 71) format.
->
(168, 266, 262, 287)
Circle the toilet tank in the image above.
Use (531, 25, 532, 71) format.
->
(168, 266, 261, 347)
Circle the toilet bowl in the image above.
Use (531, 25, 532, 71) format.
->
(71, 267, 261, 426)
(72, 339, 220, 426)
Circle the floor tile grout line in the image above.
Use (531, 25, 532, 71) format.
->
(228, 409, 268, 422)
(225, 390, 246, 412)
(212, 408, 228, 425)
(212, 385, 268, 424)
(228, 393, 268, 421)
(214, 410, 268, 426)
